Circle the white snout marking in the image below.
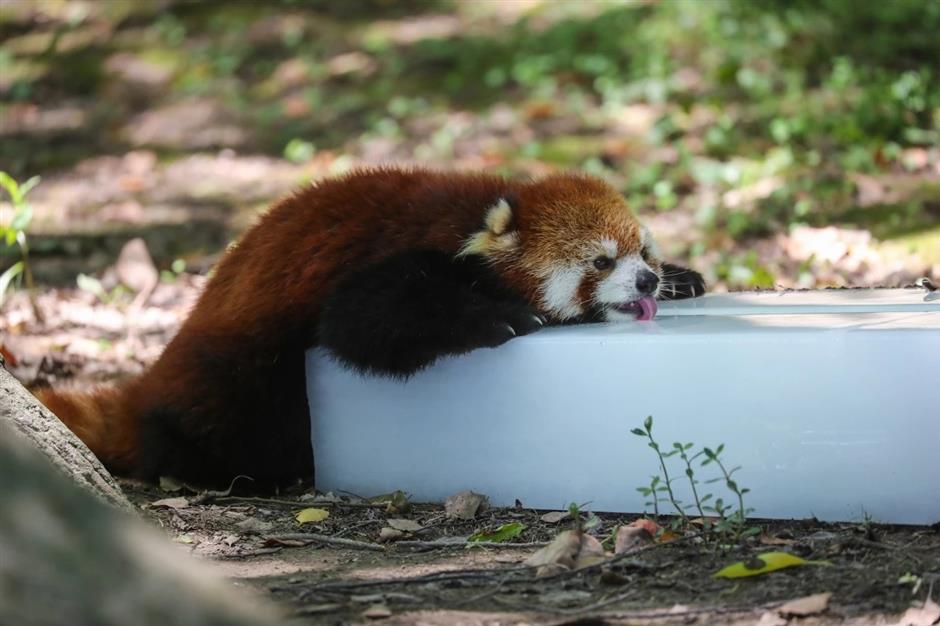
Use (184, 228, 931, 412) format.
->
(595, 253, 651, 306)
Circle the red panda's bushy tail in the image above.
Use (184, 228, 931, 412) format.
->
(35, 385, 139, 474)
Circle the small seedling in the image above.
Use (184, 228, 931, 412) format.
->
(631, 416, 690, 527)
(701, 444, 759, 540)
(567, 501, 601, 533)
(632, 415, 759, 542)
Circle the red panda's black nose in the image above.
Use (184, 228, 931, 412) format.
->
(636, 270, 659, 295)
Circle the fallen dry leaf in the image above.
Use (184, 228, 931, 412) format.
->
(378, 527, 405, 543)
(444, 490, 489, 520)
(235, 517, 273, 533)
(302, 491, 342, 504)
(756, 611, 787, 626)
(362, 604, 392, 619)
(630, 518, 679, 542)
(614, 525, 654, 554)
(149, 497, 189, 510)
(573, 534, 607, 568)
(525, 530, 607, 576)
(715, 552, 828, 579)
(887, 598, 940, 626)
(777, 592, 833, 617)
(540, 511, 569, 524)
(295, 507, 329, 524)
(525, 530, 580, 572)
(386, 518, 422, 533)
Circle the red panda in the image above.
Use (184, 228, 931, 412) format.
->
(36, 168, 704, 488)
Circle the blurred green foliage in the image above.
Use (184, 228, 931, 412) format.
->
(1, 0, 937, 290)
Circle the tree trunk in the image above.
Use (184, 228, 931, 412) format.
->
(0, 372, 281, 626)
(0, 364, 132, 512)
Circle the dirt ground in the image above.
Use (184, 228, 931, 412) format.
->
(120, 480, 939, 626)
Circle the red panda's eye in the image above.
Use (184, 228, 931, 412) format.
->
(593, 256, 615, 271)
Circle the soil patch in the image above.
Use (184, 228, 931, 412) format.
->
(124, 483, 939, 625)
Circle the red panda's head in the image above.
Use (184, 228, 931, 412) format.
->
(460, 173, 663, 323)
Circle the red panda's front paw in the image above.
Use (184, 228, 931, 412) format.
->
(658, 263, 706, 301)
(469, 305, 545, 348)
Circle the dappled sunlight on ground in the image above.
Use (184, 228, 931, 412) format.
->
(3, 1, 939, 290)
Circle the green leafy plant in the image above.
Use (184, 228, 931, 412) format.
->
(701, 444, 758, 540)
(632, 415, 759, 541)
(0, 171, 40, 307)
(468, 521, 524, 543)
(631, 416, 690, 530)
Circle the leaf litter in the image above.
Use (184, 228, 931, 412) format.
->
(101, 474, 940, 624)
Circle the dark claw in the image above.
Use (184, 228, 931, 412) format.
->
(658, 263, 706, 301)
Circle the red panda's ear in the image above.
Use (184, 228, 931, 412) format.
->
(458, 197, 520, 258)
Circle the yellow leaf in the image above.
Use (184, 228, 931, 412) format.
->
(295, 508, 329, 524)
(714, 552, 829, 578)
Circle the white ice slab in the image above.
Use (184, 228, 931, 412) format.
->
(307, 289, 940, 524)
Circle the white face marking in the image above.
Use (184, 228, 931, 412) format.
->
(603, 308, 638, 323)
(595, 253, 649, 307)
(540, 266, 585, 320)
(599, 238, 618, 259)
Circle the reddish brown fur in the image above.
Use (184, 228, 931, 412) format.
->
(38, 168, 645, 485)
(36, 385, 137, 473)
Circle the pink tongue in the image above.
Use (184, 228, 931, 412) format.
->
(636, 296, 658, 321)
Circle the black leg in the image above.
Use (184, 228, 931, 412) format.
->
(658, 263, 706, 300)
(318, 250, 545, 377)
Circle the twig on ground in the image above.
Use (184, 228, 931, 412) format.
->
(266, 533, 384, 552)
(187, 475, 256, 503)
(266, 531, 547, 553)
(209, 496, 386, 509)
(395, 540, 549, 551)
(298, 566, 533, 600)
(215, 547, 284, 559)
(331, 519, 383, 538)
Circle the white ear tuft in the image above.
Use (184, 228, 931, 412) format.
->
(484, 198, 513, 236)
(458, 198, 519, 258)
